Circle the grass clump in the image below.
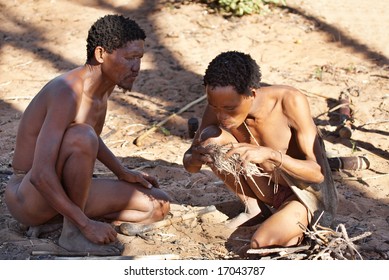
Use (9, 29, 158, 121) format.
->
(202, 0, 286, 16)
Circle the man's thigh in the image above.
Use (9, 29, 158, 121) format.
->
(84, 178, 169, 220)
(5, 172, 58, 225)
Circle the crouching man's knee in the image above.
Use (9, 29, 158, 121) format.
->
(147, 191, 171, 223)
(250, 231, 303, 249)
(63, 123, 99, 156)
(199, 125, 237, 147)
(153, 199, 170, 222)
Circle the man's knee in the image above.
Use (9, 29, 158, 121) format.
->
(63, 124, 99, 155)
(250, 232, 277, 249)
(199, 125, 236, 146)
(151, 199, 170, 222)
(148, 190, 171, 222)
(250, 223, 304, 249)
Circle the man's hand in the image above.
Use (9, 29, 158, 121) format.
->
(119, 169, 159, 189)
(189, 144, 215, 166)
(81, 219, 118, 244)
(226, 143, 276, 171)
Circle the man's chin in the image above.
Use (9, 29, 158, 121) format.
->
(117, 85, 133, 93)
(220, 123, 236, 130)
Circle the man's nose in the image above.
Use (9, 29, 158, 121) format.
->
(216, 112, 228, 122)
(131, 59, 141, 71)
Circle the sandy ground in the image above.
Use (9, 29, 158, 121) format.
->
(0, 0, 388, 260)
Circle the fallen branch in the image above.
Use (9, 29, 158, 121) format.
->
(133, 95, 206, 146)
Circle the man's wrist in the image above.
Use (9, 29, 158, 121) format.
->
(270, 150, 283, 168)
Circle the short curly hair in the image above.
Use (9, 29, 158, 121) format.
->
(86, 14, 146, 62)
(203, 51, 261, 96)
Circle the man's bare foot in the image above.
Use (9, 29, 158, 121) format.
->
(27, 223, 62, 238)
(58, 220, 123, 256)
(26, 214, 63, 238)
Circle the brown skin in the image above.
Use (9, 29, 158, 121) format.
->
(5, 40, 171, 254)
(183, 84, 326, 249)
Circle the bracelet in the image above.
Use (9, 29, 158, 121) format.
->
(277, 150, 283, 169)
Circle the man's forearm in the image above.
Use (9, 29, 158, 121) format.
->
(30, 170, 89, 229)
(274, 153, 324, 184)
(97, 137, 126, 178)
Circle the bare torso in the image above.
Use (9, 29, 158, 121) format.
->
(12, 66, 111, 172)
(186, 85, 323, 203)
(229, 86, 307, 172)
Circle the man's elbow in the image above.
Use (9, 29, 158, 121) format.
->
(311, 167, 325, 184)
(29, 168, 49, 190)
(314, 173, 325, 184)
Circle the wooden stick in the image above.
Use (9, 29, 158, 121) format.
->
(247, 245, 311, 255)
(32, 251, 179, 260)
(341, 173, 389, 181)
(31, 250, 118, 257)
(298, 88, 329, 99)
(315, 103, 349, 119)
(54, 254, 180, 260)
(133, 95, 206, 146)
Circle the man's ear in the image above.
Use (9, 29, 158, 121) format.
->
(94, 46, 105, 63)
(250, 87, 257, 97)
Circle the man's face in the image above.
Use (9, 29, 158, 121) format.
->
(102, 40, 144, 91)
(206, 85, 253, 129)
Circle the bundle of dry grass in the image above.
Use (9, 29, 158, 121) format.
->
(206, 143, 270, 180)
(204, 143, 271, 201)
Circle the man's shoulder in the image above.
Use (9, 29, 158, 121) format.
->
(43, 69, 85, 98)
(259, 84, 302, 98)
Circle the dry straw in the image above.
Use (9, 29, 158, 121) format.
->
(205, 143, 271, 208)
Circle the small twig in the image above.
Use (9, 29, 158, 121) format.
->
(247, 245, 311, 255)
(2, 96, 33, 100)
(299, 88, 329, 99)
(338, 224, 356, 259)
(0, 81, 12, 87)
(315, 103, 349, 119)
(358, 119, 389, 127)
(341, 173, 389, 181)
(349, 231, 372, 242)
(134, 95, 206, 146)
